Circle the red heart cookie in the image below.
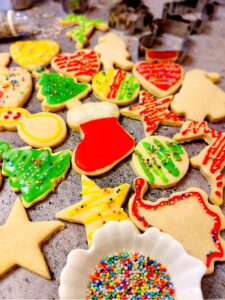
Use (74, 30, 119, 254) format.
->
(51, 49, 100, 83)
(133, 61, 183, 98)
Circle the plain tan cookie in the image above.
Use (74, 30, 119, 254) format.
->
(0, 53, 10, 66)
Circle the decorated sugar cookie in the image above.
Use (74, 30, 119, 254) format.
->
(133, 61, 183, 98)
(60, 14, 108, 49)
(0, 108, 67, 148)
(174, 121, 225, 205)
(0, 198, 64, 279)
(132, 136, 189, 188)
(129, 177, 225, 274)
(0, 141, 11, 187)
(67, 102, 135, 175)
(0, 53, 10, 66)
(171, 69, 225, 122)
(0, 142, 71, 207)
(121, 91, 183, 135)
(37, 72, 92, 112)
(0, 67, 32, 107)
(10, 40, 60, 72)
(93, 68, 140, 106)
(94, 33, 134, 71)
(51, 49, 100, 83)
(56, 175, 130, 246)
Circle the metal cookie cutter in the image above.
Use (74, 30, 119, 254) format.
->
(139, 18, 191, 63)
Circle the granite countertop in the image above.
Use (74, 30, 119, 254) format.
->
(0, 0, 225, 299)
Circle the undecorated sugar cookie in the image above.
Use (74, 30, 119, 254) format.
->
(171, 69, 225, 122)
(93, 68, 140, 106)
(56, 175, 130, 246)
(132, 136, 189, 188)
(0, 198, 64, 279)
(51, 49, 100, 83)
(129, 177, 225, 274)
(37, 72, 92, 112)
(133, 61, 183, 98)
(0, 53, 10, 66)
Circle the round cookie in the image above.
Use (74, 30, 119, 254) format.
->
(131, 136, 189, 188)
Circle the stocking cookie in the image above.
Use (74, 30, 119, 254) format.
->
(94, 33, 134, 71)
(0, 143, 71, 207)
(121, 91, 183, 135)
(174, 121, 225, 205)
(37, 72, 92, 112)
(10, 40, 60, 72)
(132, 136, 189, 188)
(67, 102, 135, 175)
(93, 68, 140, 106)
(60, 14, 108, 49)
(0, 53, 10, 67)
(171, 69, 225, 122)
(51, 50, 100, 83)
(56, 175, 130, 246)
(0, 108, 67, 148)
(0, 198, 64, 279)
(0, 67, 32, 107)
(129, 177, 225, 274)
(133, 61, 183, 98)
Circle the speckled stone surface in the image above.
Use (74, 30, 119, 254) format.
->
(0, 0, 225, 299)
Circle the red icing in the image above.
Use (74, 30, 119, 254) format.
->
(53, 50, 99, 79)
(74, 117, 135, 173)
(0, 91, 3, 98)
(3, 111, 22, 121)
(107, 69, 126, 99)
(132, 178, 224, 268)
(146, 51, 179, 61)
(135, 61, 182, 91)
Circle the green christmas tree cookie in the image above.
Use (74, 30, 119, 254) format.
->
(0, 141, 11, 187)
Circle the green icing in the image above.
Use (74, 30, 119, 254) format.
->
(61, 14, 86, 23)
(118, 74, 139, 100)
(2, 148, 71, 204)
(0, 141, 11, 159)
(39, 73, 89, 106)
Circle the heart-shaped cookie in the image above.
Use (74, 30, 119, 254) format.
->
(51, 49, 100, 83)
(133, 61, 183, 98)
(0, 67, 32, 107)
(10, 40, 60, 72)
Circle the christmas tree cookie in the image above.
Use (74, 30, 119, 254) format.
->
(0, 142, 71, 207)
(0, 141, 11, 187)
(37, 72, 92, 112)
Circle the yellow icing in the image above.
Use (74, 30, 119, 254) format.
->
(93, 67, 114, 97)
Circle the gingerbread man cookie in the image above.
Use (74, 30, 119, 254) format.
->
(0, 67, 32, 107)
(56, 175, 130, 246)
(133, 61, 183, 98)
(132, 136, 189, 188)
(93, 68, 140, 106)
(51, 49, 100, 83)
(0, 53, 10, 67)
(129, 177, 225, 274)
(121, 91, 183, 135)
(0, 108, 67, 148)
(10, 40, 60, 72)
(171, 69, 225, 122)
(94, 33, 134, 71)
(174, 121, 225, 206)
(37, 72, 92, 112)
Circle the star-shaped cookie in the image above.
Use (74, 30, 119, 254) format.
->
(0, 198, 64, 279)
(56, 175, 130, 246)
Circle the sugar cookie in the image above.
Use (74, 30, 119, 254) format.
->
(0, 67, 32, 107)
(37, 72, 92, 112)
(129, 177, 225, 274)
(0, 141, 11, 187)
(0, 198, 64, 279)
(174, 121, 225, 205)
(0, 108, 67, 148)
(10, 40, 60, 72)
(171, 69, 225, 122)
(0, 53, 10, 67)
(132, 136, 189, 188)
(0, 143, 71, 207)
(56, 175, 130, 246)
(133, 61, 183, 98)
(60, 14, 108, 49)
(51, 49, 100, 83)
(121, 91, 183, 135)
(94, 33, 134, 71)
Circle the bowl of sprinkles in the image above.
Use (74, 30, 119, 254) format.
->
(59, 221, 206, 299)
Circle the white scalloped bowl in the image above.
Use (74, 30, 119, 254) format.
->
(59, 221, 206, 299)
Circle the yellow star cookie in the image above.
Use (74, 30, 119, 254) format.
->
(56, 175, 130, 246)
(0, 198, 64, 279)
